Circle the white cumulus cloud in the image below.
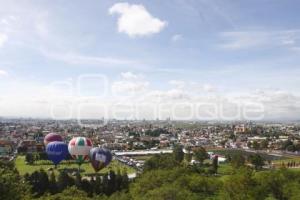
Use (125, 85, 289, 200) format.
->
(121, 71, 139, 80)
(109, 2, 167, 37)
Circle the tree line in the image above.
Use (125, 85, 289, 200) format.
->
(2, 145, 300, 200)
(24, 169, 129, 198)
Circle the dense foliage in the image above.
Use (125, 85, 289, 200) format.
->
(1, 147, 300, 200)
(23, 168, 129, 198)
(0, 161, 31, 200)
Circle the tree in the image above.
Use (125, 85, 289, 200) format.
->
(27, 169, 49, 197)
(143, 154, 179, 171)
(142, 184, 197, 200)
(115, 170, 122, 191)
(129, 168, 220, 200)
(25, 153, 34, 165)
(252, 141, 260, 150)
(102, 174, 109, 195)
(230, 152, 245, 169)
(173, 145, 184, 163)
(193, 147, 208, 165)
(211, 155, 218, 174)
(75, 172, 82, 189)
(282, 140, 293, 150)
(254, 168, 296, 200)
(0, 161, 31, 200)
(294, 143, 300, 151)
(48, 172, 57, 194)
(81, 179, 92, 196)
(57, 170, 74, 192)
(108, 170, 116, 195)
(185, 146, 192, 164)
(247, 141, 252, 149)
(37, 186, 91, 200)
(121, 172, 129, 191)
(249, 154, 265, 170)
(287, 145, 296, 152)
(38, 152, 48, 160)
(229, 133, 236, 142)
(94, 175, 103, 195)
(107, 191, 132, 200)
(219, 167, 257, 200)
(260, 140, 269, 149)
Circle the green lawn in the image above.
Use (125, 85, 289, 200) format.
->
(218, 163, 234, 175)
(132, 155, 152, 161)
(15, 156, 136, 176)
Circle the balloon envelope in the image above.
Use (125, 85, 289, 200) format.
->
(46, 141, 68, 166)
(89, 147, 112, 172)
(68, 137, 93, 164)
(44, 133, 63, 146)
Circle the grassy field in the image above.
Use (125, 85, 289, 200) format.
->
(15, 156, 136, 176)
(132, 155, 152, 161)
(218, 163, 234, 175)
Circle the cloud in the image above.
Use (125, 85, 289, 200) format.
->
(112, 71, 149, 94)
(112, 80, 149, 94)
(0, 70, 8, 76)
(171, 81, 217, 93)
(42, 51, 136, 66)
(0, 33, 8, 47)
(121, 71, 140, 80)
(171, 34, 183, 42)
(203, 84, 216, 92)
(169, 80, 185, 89)
(1, 77, 300, 120)
(219, 31, 269, 50)
(219, 30, 300, 50)
(109, 2, 167, 37)
(145, 89, 190, 101)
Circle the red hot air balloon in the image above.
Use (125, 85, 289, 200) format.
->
(44, 133, 63, 146)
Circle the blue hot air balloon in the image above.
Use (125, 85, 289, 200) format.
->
(89, 147, 112, 172)
(46, 141, 68, 166)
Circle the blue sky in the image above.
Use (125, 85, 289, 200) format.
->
(0, 0, 300, 120)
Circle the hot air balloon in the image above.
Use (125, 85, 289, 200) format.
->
(68, 137, 93, 165)
(89, 147, 112, 172)
(46, 141, 68, 167)
(44, 133, 63, 146)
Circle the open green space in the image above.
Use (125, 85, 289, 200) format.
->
(15, 156, 136, 176)
(131, 155, 152, 161)
(211, 149, 289, 161)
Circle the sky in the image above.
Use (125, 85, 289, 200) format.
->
(0, 0, 300, 120)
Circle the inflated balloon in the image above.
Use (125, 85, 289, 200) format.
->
(44, 133, 63, 146)
(68, 137, 93, 165)
(46, 141, 68, 166)
(89, 147, 112, 172)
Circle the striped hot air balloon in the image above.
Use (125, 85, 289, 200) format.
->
(68, 137, 93, 165)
